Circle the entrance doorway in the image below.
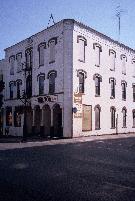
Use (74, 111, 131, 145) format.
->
(43, 105, 51, 137)
(53, 104, 62, 138)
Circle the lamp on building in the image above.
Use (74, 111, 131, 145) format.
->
(20, 62, 32, 142)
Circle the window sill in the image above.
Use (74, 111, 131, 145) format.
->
(95, 128, 101, 130)
(122, 127, 127, 128)
(78, 59, 85, 63)
(132, 126, 135, 128)
(95, 64, 100, 67)
(122, 99, 126, 101)
(110, 68, 115, 71)
(110, 96, 115, 99)
(49, 61, 55, 64)
(122, 72, 126, 75)
(39, 64, 44, 67)
(95, 94, 100, 97)
(110, 127, 116, 129)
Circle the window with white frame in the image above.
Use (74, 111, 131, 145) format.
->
(121, 81, 127, 100)
(93, 43, 102, 67)
(122, 107, 127, 128)
(110, 106, 116, 128)
(9, 55, 15, 75)
(16, 53, 22, 72)
(16, 80, 22, 98)
(93, 74, 102, 96)
(132, 59, 135, 77)
(48, 38, 57, 63)
(109, 78, 116, 98)
(121, 54, 127, 75)
(94, 105, 101, 130)
(38, 74, 45, 95)
(38, 43, 46, 66)
(77, 70, 87, 94)
(133, 110, 135, 127)
(109, 49, 116, 71)
(9, 81, 15, 99)
(133, 84, 135, 102)
(25, 48, 33, 69)
(77, 35, 87, 62)
(48, 70, 57, 94)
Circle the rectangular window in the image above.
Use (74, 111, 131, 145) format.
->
(110, 79, 115, 98)
(109, 50, 115, 71)
(26, 48, 33, 69)
(122, 83, 126, 100)
(49, 40, 55, 63)
(121, 55, 127, 75)
(38, 44, 45, 66)
(16, 53, 22, 72)
(39, 76, 44, 95)
(132, 60, 135, 77)
(79, 73, 84, 93)
(10, 83, 14, 99)
(133, 111, 135, 127)
(95, 77, 100, 96)
(133, 85, 135, 102)
(111, 108, 115, 128)
(9, 56, 15, 75)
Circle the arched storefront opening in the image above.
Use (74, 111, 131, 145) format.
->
(42, 104, 51, 137)
(25, 106, 33, 136)
(34, 105, 41, 135)
(53, 104, 63, 138)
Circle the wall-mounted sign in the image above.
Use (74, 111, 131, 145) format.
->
(37, 95, 58, 103)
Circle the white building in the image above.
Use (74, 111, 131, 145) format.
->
(1, 19, 135, 138)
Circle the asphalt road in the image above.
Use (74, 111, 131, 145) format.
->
(0, 135, 135, 201)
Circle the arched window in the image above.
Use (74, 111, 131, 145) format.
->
(48, 37, 57, 63)
(38, 74, 45, 95)
(9, 55, 15, 75)
(25, 48, 33, 69)
(121, 54, 127, 75)
(93, 74, 102, 96)
(47, 70, 57, 94)
(94, 105, 101, 130)
(38, 43, 46, 66)
(26, 75, 32, 98)
(110, 106, 116, 128)
(77, 70, 87, 93)
(93, 43, 102, 66)
(16, 79, 22, 98)
(132, 84, 135, 102)
(132, 59, 135, 77)
(6, 107, 12, 126)
(77, 35, 87, 62)
(132, 109, 135, 128)
(109, 49, 116, 71)
(121, 81, 127, 100)
(109, 78, 116, 98)
(9, 81, 15, 99)
(122, 107, 127, 128)
(16, 52, 22, 72)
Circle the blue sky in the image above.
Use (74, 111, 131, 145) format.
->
(0, 0, 135, 59)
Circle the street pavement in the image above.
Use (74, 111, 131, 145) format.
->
(0, 133, 135, 201)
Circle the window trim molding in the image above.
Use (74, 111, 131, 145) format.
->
(93, 73, 102, 82)
(37, 73, 45, 81)
(9, 55, 15, 62)
(48, 37, 57, 47)
(120, 54, 127, 62)
(47, 70, 57, 79)
(77, 69, 87, 79)
(93, 43, 102, 52)
(77, 35, 87, 46)
(109, 49, 116, 58)
(16, 52, 22, 60)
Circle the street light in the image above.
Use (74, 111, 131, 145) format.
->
(20, 62, 32, 142)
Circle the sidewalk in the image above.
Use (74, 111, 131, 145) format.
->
(0, 133, 135, 150)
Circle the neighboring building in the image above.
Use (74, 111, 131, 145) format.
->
(0, 19, 135, 137)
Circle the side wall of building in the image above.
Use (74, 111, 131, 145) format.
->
(72, 23, 135, 137)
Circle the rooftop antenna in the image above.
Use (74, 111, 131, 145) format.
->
(115, 4, 126, 41)
(47, 14, 55, 28)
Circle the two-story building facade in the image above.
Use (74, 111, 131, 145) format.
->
(1, 19, 135, 137)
